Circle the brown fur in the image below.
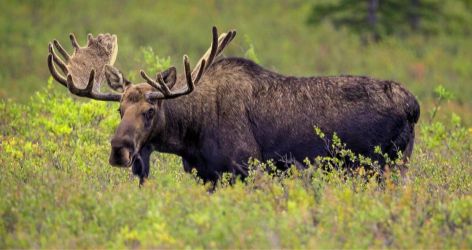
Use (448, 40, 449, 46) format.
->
(109, 57, 420, 183)
(47, 29, 419, 184)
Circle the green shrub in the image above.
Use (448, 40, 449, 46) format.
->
(0, 79, 471, 248)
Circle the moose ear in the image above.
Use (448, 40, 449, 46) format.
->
(105, 64, 131, 92)
(159, 66, 177, 89)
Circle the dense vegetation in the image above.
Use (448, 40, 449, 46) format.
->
(1, 0, 471, 248)
(307, 0, 472, 40)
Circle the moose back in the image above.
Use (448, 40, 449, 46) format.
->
(47, 27, 420, 184)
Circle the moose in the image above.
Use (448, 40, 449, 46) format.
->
(47, 27, 420, 184)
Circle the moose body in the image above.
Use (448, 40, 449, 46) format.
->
(149, 58, 419, 181)
(47, 27, 420, 184)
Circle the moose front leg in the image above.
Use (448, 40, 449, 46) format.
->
(182, 157, 195, 173)
(132, 144, 153, 186)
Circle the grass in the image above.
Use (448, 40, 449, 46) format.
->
(0, 80, 471, 248)
(1, 0, 472, 248)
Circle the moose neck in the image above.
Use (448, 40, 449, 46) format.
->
(152, 83, 202, 157)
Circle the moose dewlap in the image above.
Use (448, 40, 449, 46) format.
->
(47, 26, 420, 184)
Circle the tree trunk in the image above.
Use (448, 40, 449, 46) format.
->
(367, 0, 380, 41)
(410, 0, 421, 31)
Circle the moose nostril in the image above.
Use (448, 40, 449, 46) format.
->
(109, 146, 131, 167)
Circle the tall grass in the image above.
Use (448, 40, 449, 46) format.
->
(0, 78, 471, 248)
(1, 1, 472, 248)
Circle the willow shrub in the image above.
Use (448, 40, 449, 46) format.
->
(0, 79, 471, 249)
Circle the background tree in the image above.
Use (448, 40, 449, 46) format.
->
(307, 0, 471, 42)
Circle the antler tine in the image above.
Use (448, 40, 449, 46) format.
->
(65, 70, 122, 101)
(192, 58, 206, 84)
(173, 55, 197, 96)
(145, 26, 235, 101)
(191, 27, 236, 81)
(47, 54, 67, 86)
(69, 33, 80, 50)
(145, 56, 203, 101)
(192, 26, 218, 77)
(183, 55, 193, 89)
(48, 43, 68, 74)
(205, 26, 219, 71)
(66, 70, 94, 95)
(183, 56, 204, 93)
(140, 70, 169, 95)
(155, 71, 176, 90)
(52, 39, 70, 62)
(156, 74, 173, 96)
(216, 30, 236, 56)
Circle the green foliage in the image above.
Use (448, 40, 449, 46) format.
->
(1, 1, 472, 248)
(1, 81, 471, 248)
(429, 84, 454, 122)
(141, 47, 172, 75)
(243, 35, 261, 64)
(421, 88, 470, 150)
(307, 0, 472, 40)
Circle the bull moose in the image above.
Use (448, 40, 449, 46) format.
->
(47, 27, 420, 184)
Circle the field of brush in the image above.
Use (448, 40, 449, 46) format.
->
(1, 1, 471, 248)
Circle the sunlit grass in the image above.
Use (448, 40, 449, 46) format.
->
(0, 81, 470, 248)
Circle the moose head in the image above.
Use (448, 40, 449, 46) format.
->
(47, 27, 236, 184)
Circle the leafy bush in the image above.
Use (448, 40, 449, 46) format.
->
(0, 79, 471, 248)
(1, 1, 471, 247)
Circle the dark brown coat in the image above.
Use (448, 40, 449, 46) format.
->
(143, 57, 420, 181)
(47, 30, 420, 184)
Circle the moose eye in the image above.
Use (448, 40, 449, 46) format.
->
(144, 108, 155, 120)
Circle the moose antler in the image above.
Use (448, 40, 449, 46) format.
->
(142, 26, 236, 100)
(47, 33, 122, 101)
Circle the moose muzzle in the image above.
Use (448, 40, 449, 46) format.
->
(109, 137, 134, 167)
